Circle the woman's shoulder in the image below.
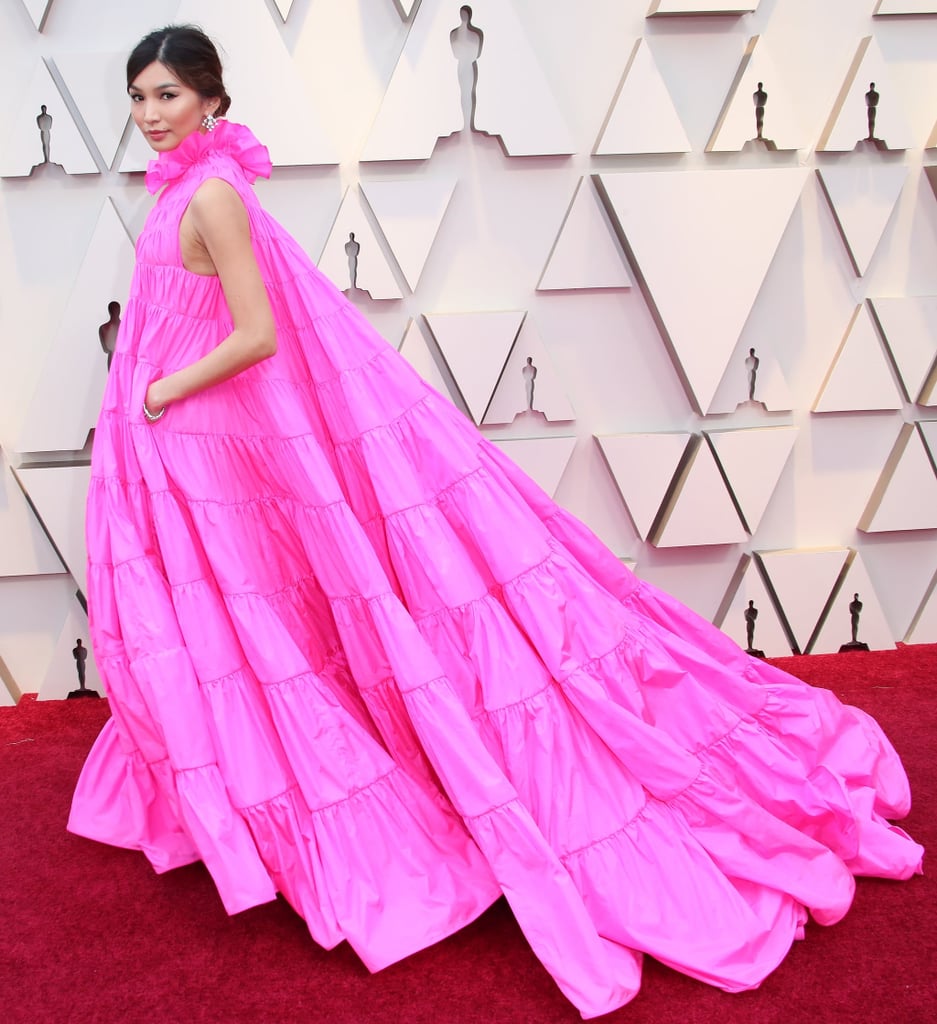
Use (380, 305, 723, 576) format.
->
(186, 175, 253, 227)
(145, 121, 273, 196)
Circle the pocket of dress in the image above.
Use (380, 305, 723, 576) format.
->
(136, 364, 166, 425)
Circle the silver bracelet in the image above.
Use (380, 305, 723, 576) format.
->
(142, 400, 166, 423)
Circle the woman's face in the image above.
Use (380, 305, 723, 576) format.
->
(128, 61, 218, 152)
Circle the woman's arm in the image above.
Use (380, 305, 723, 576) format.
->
(144, 177, 277, 416)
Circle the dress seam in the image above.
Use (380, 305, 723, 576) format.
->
(411, 584, 500, 625)
(332, 392, 435, 449)
(463, 798, 519, 823)
(147, 489, 346, 512)
(483, 680, 556, 716)
(376, 464, 487, 524)
(236, 770, 399, 816)
(258, 661, 346, 688)
(124, 292, 228, 325)
(559, 801, 652, 861)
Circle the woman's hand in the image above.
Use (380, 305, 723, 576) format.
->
(144, 378, 171, 417)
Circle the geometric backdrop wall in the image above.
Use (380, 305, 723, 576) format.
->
(2, 0, 937, 702)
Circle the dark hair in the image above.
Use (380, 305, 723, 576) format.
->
(126, 24, 231, 116)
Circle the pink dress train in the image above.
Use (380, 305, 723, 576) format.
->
(68, 122, 923, 1019)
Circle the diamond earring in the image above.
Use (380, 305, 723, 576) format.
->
(202, 112, 218, 132)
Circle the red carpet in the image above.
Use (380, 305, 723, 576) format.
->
(1, 645, 934, 1023)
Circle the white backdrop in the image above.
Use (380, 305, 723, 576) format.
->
(1, 0, 937, 700)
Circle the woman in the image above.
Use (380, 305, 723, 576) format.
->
(68, 25, 922, 1019)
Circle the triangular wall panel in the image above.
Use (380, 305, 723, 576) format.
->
(18, 199, 135, 453)
(751, 355, 793, 412)
(595, 433, 690, 541)
(0, 658, 17, 706)
(816, 165, 908, 276)
(361, 177, 457, 291)
(756, 547, 850, 654)
(318, 187, 403, 299)
(172, 0, 338, 166)
(654, 439, 748, 548)
(0, 451, 65, 578)
(875, 1, 937, 13)
(118, 116, 155, 174)
(648, 1, 760, 12)
(538, 177, 633, 291)
(0, 575, 77, 701)
(594, 40, 691, 156)
(906, 568, 937, 643)
(859, 423, 937, 532)
(705, 426, 798, 534)
(919, 420, 937, 468)
(14, 464, 92, 597)
(813, 305, 903, 413)
(360, 0, 461, 160)
(1, 59, 97, 176)
(715, 555, 793, 657)
(707, 36, 805, 153)
(361, 0, 574, 160)
(817, 36, 915, 152)
(598, 168, 808, 414)
(810, 553, 895, 654)
(273, 0, 295, 20)
(397, 319, 455, 402)
(472, 0, 576, 155)
(491, 437, 578, 498)
(52, 52, 128, 169)
(922, 371, 937, 406)
(870, 296, 937, 403)
(20, 0, 54, 31)
(483, 319, 575, 425)
(424, 311, 525, 424)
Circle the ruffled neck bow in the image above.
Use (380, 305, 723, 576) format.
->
(144, 120, 272, 194)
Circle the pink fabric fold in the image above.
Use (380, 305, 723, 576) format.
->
(144, 119, 272, 193)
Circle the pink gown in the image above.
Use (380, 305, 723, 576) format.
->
(68, 122, 923, 1019)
